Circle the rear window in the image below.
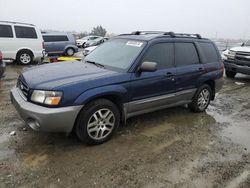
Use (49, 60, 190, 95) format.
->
(199, 42, 219, 63)
(175, 43, 200, 67)
(0, 24, 13, 38)
(14, 26, 37, 39)
(43, 35, 69, 42)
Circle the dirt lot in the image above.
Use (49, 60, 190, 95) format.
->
(0, 63, 250, 188)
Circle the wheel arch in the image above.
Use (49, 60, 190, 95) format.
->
(204, 80, 215, 100)
(16, 48, 34, 60)
(72, 87, 128, 133)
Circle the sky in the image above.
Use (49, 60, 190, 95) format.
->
(0, 0, 250, 39)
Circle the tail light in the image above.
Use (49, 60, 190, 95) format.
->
(42, 41, 45, 49)
(0, 51, 2, 60)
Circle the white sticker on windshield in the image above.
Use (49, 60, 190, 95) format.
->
(126, 41, 143, 47)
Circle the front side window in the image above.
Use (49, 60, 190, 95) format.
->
(199, 42, 219, 63)
(85, 39, 146, 70)
(14, 26, 37, 39)
(175, 43, 199, 67)
(42, 35, 69, 42)
(0, 24, 13, 38)
(142, 43, 174, 69)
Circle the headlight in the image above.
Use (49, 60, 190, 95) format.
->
(31, 90, 63, 106)
(228, 50, 236, 56)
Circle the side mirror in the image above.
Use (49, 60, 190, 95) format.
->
(139, 61, 157, 72)
(241, 43, 245, 46)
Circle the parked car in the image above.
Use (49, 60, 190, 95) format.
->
(223, 39, 250, 78)
(83, 38, 109, 56)
(42, 33, 78, 56)
(0, 51, 5, 78)
(84, 37, 108, 48)
(76, 36, 101, 48)
(83, 46, 98, 56)
(0, 21, 45, 65)
(11, 31, 223, 145)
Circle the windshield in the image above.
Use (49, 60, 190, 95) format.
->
(245, 40, 250, 46)
(85, 39, 146, 70)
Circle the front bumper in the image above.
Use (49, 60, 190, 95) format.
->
(10, 87, 83, 132)
(224, 59, 250, 75)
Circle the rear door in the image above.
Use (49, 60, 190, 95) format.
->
(43, 35, 69, 54)
(128, 42, 176, 115)
(174, 42, 204, 98)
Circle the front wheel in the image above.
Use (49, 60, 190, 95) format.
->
(188, 84, 212, 112)
(75, 99, 120, 145)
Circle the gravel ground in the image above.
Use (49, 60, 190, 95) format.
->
(0, 62, 250, 188)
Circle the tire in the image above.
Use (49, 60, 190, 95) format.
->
(225, 70, 236, 78)
(82, 43, 85, 48)
(75, 99, 120, 145)
(65, 48, 75, 56)
(188, 84, 212, 112)
(16, 50, 33, 65)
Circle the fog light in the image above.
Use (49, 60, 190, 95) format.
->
(27, 118, 40, 131)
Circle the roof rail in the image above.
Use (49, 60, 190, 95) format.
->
(131, 31, 165, 35)
(119, 31, 202, 39)
(164, 32, 202, 39)
(0, 20, 35, 26)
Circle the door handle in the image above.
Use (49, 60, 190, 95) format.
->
(165, 72, 174, 77)
(198, 68, 204, 72)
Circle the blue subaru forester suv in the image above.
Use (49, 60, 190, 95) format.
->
(11, 31, 224, 144)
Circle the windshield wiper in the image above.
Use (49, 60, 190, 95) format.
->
(85, 60, 105, 68)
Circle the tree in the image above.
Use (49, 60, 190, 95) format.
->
(90, 25, 107, 37)
(79, 31, 89, 38)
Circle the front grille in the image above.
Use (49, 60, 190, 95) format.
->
(17, 79, 29, 99)
(236, 51, 250, 56)
(235, 56, 250, 61)
(235, 51, 250, 62)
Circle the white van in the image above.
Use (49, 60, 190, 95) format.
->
(0, 21, 45, 64)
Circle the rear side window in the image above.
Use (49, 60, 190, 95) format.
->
(143, 43, 174, 69)
(14, 26, 37, 39)
(0, 24, 13, 38)
(199, 42, 219, 63)
(43, 35, 69, 42)
(175, 43, 199, 67)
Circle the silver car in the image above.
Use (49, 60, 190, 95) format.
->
(42, 33, 78, 56)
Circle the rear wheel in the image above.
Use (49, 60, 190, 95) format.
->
(188, 84, 212, 112)
(225, 70, 236, 78)
(17, 50, 33, 65)
(75, 99, 120, 145)
(65, 48, 75, 56)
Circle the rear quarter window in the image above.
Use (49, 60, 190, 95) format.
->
(0, 24, 13, 38)
(43, 35, 69, 42)
(14, 26, 37, 39)
(199, 42, 219, 63)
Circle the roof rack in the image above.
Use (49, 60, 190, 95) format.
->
(126, 31, 202, 39)
(0, 20, 35, 26)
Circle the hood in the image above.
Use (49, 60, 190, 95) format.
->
(230, 46, 250, 53)
(21, 61, 118, 89)
(76, 39, 87, 42)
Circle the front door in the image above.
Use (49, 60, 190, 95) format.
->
(128, 42, 176, 116)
